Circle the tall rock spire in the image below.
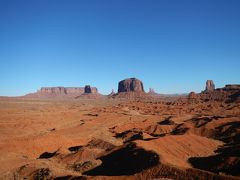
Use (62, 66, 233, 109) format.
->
(205, 80, 215, 92)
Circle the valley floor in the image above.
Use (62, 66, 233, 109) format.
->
(0, 97, 239, 179)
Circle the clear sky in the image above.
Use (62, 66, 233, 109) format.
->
(0, 0, 240, 96)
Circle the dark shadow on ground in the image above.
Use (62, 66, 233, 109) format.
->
(84, 142, 159, 176)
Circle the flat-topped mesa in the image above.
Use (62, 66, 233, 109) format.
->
(205, 80, 215, 92)
(118, 78, 145, 93)
(38, 87, 84, 95)
(39, 86, 98, 95)
(25, 86, 99, 98)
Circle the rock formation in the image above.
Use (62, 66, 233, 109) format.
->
(111, 78, 149, 99)
(84, 85, 92, 94)
(24, 86, 98, 99)
(205, 80, 215, 92)
(37, 87, 85, 96)
(76, 86, 102, 99)
(199, 83, 240, 102)
(118, 78, 144, 93)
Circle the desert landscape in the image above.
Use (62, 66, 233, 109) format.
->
(0, 78, 239, 180)
(1, 1, 240, 179)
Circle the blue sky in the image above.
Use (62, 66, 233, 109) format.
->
(0, 0, 240, 96)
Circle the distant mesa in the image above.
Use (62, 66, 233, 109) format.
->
(37, 87, 86, 98)
(205, 80, 215, 92)
(118, 78, 145, 93)
(24, 86, 99, 99)
(18, 79, 240, 101)
(38, 87, 67, 95)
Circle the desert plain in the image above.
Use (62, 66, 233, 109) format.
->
(0, 78, 240, 180)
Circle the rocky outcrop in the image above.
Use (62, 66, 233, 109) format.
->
(118, 78, 144, 93)
(25, 86, 99, 99)
(205, 80, 215, 92)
